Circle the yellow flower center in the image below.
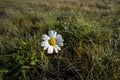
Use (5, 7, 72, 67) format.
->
(49, 38, 56, 46)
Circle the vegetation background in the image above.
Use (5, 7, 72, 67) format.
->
(0, 0, 120, 80)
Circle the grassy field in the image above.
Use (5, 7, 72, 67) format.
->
(0, 0, 120, 80)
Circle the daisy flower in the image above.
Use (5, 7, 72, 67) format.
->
(41, 30, 64, 54)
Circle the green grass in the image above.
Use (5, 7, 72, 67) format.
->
(0, 0, 120, 80)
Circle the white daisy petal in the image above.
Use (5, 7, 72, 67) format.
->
(54, 46, 58, 53)
(41, 41, 45, 47)
(48, 45, 54, 54)
(42, 34, 50, 40)
(48, 30, 54, 38)
(43, 41, 49, 50)
(43, 45, 48, 50)
(57, 41, 64, 46)
(57, 34, 64, 41)
(55, 45, 61, 50)
(56, 34, 64, 46)
(48, 30, 57, 38)
(54, 31, 57, 38)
